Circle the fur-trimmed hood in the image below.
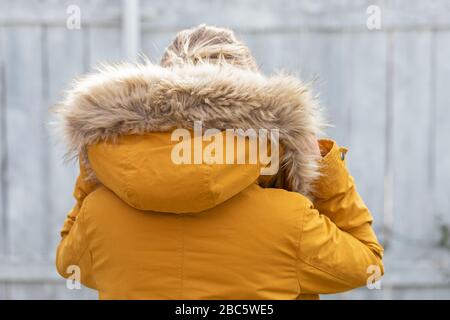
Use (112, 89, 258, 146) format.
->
(55, 62, 325, 200)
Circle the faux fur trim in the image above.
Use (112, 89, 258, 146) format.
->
(54, 62, 326, 198)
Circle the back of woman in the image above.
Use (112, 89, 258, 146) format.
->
(55, 25, 384, 300)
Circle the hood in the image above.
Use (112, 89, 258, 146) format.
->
(86, 131, 264, 213)
(55, 62, 325, 212)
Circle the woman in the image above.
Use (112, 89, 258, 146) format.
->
(55, 25, 384, 299)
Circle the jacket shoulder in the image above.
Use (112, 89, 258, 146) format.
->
(259, 185, 312, 206)
(245, 184, 312, 218)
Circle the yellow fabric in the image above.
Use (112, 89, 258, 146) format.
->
(56, 134, 384, 299)
(87, 132, 263, 213)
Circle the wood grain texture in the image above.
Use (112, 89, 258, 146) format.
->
(435, 31, 450, 233)
(0, 26, 6, 255)
(139, 0, 450, 31)
(338, 32, 387, 242)
(391, 31, 435, 252)
(0, 0, 450, 299)
(0, 0, 121, 26)
(3, 26, 47, 258)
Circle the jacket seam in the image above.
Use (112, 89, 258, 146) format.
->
(179, 215, 185, 299)
(294, 201, 307, 296)
(82, 195, 97, 288)
(298, 202, 362, 288)
(74, 196, 92, 272)
(124, 142, 135, 207)
(205, 163, 219, 207)
(298, 255, 361, 288)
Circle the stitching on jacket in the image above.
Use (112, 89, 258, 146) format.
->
(294, 201, 306, 296)
(296, 203, 308, 294)
(298, 255, 360, 288)
(124, 142, 135, 207)
(73, 196, 93, 280)
(82, 195, 97, 288)
(81, 196, 96, 286)
(298, 202, 362, 288)
(88, 247, 97, 288)
(179, 215, 185, 299)
(205, 163, 219, 208)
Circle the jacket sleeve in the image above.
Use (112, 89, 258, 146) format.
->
(55, 162, 98, 289)
(296, 139, 384, 294)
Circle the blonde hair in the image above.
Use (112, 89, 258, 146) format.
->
(160, 25, 259, 71)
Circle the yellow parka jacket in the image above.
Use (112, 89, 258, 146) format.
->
(55, 63, 384, 299)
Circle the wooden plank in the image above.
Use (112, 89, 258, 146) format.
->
(0, 284, 6, 299)
(3, 26, 47, 258)
(7, 283, 448, 299)
(434, 31, 450, 243)
(51, 284, 97, 300)
(88, 27, 123, 69)
(2, 0, 449, 31)
(7, 283, 60, 300)
(140, 0, 450, 32)
(383, 31, 395, 255)
(237, 32, 302, 74)
(323, 287, 384, 300)
(46, 27, 85, 259)
(0, 257, 445, 287)
(339, 32, 387, 241)
(0, 26, 6, 255)
(0, 259, 97, 299)
(391, 31, 435, 254)
(0, 259, 58, 281)
(6, 282, 97, 299)
(122, 0, 141, 61)
(329, 287, 450, 300)
(0, 0, 121, 26)
(392, 288, 450, 299)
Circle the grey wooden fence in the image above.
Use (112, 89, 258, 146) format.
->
(0, 0, 450, 299)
